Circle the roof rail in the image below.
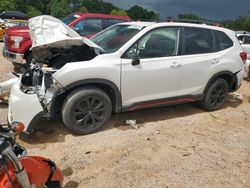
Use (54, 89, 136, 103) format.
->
(166, 18, 223, 27)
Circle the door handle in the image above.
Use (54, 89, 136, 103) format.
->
(171, 62, 181, 68)
(212, 59, 220, 64)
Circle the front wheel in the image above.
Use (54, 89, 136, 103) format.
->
(200, 78, 229, 111)
(62, 87, 112, 134)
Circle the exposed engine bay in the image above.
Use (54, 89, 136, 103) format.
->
(32, 44, 97, 69)
(20, 43, 98, 112)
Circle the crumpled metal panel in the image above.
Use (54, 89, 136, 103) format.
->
(29, 15, 103, 51)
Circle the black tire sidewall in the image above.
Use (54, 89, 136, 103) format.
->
(201, 78, 229, 111)
(62, 87, 112, 134)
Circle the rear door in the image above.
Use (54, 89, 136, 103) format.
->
(176, 27, 234, 97)
(176, 27, 216, 97)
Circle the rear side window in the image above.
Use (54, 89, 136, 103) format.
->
(183, 27, 213, 55)
(214, 30, 233, 51)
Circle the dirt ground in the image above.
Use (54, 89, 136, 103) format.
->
(0, 42, 250, 188)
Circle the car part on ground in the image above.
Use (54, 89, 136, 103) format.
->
(6, 15, 244, 137)
(0, 123, 63, 187)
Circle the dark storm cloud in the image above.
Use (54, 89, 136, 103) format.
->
(104, 0, 250, 20)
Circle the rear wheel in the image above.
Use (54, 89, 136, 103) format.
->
(200, 78, 229, 111)
(62, 87, 112, 134)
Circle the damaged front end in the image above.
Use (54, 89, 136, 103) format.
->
(7, 15, 102, 135)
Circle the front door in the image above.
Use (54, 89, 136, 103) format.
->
(121, 27, 182, 109)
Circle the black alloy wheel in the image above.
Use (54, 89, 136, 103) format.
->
(62, 87, 112, 134)
(72, 96, 108, 129)
(208, 84, 227, 107)
(200, 78, 229, 111)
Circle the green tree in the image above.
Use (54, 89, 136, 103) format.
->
(48, 0, 71, 18)
(111, 9, 127, 16)
(111, 9, 118, 15)
(223, 16, 250, 31)
(26, 5, 42, 17)
(0, 0, 16, 12)
(127, 5, 159, 21)
(79, 6, 88, 13)
(117, 9, 127, 16)
(80, 0, 118, 14)
(178, 13, 202, 20)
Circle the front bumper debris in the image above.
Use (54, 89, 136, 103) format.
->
(8, 79, 44, 132)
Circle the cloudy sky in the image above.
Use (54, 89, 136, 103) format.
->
(105, 0, 250, 20)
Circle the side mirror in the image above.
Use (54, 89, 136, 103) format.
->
(132, 58, 140, 66)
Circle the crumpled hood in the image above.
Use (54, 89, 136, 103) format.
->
(29, 15, 102, 50)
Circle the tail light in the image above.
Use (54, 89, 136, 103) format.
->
(240, 52, 247, 64)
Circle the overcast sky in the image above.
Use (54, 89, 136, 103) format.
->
(104, 0, 250, 20)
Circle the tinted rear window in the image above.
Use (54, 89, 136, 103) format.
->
(214, 30, 233, 51)
(183, 27, 213, 55)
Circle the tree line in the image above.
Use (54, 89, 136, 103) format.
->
(0, 0, 160, 20)
(0, 0, 250, 31)
(178, 13, 250, 31)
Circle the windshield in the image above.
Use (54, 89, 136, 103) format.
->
(62, 14, 80, 25)
(91, 24, 143, 53)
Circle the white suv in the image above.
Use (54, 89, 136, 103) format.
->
(8, 16, 245, 136)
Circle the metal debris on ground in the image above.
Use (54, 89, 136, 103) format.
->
(228, 92, 243, 103)
(209, 113, 218, 120)
(126, 120, 138, 129)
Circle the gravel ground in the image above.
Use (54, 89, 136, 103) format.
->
(0, 42, 250, 188)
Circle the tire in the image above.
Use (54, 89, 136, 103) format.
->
(200, 78, 229, 111)
(62, 87, 112, 134)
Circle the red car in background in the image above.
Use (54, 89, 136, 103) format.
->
(3, 13, 130, 68)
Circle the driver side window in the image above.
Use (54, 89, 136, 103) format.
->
(125, 27, 180, 59)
